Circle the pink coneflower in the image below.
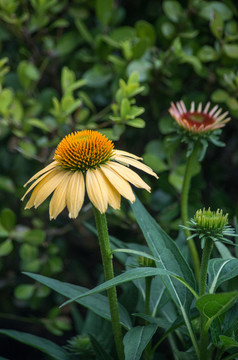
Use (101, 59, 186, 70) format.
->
(169, 100, 230, 133)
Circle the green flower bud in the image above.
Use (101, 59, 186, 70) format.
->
(182, 208, 237, 248)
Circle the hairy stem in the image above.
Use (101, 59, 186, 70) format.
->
(199, 238, 213, 360)
(93, 207, 124, 360)
(181, 144, 200, 281)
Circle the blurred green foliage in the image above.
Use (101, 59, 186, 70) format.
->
(0, 0, 238, 357)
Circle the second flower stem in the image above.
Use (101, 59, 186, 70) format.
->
(93, 206, 124, 360)
(181, 144, 200, 281)
(199, 238, 213, 360)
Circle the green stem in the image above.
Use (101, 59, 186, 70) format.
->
(181, 144, 200, 281)
(199, 238, 213, 360)
(93, 207, 124, 360)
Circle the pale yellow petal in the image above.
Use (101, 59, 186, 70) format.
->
(66, 171, 85, 219)
(114, 155, 158, 178)
(100, 164, 135, 203)
(21, 168, 55, 201)
(24, 161, 58, 186)
(49, 173, 71, 220)
(114, 150, 142, 160)
(25, 169, 67, 209)
(95, 168, 121, 210)
(107, 161, 151, 192)
(86, 169, 108, 213)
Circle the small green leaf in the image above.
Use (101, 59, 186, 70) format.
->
(197, 46, 218, 62)
(211, 89, 229, 103)
(96, 0, 113, 26)
(199, 2, 232, 21)
(135, 20, 156, 45)
(27, 118, 50, 132)
(127, 118, 145, 128)
(123, 325, 158, 360)
(0, 208, 16, 232)
(163, 1, 183, 23)
(0, 176, 15, 194)
(223, 44, 238, 59)
(210, 10, 224, 39)
(24, 229, 46, 246)
(14, 284, 35, 300)
(0, 239, 13, 256)
(120, 98, 130, 119)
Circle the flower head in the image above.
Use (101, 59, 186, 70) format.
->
(182, 208, 236, 248)
(169, 100, 230, 133)
(22, 130, 158, 219)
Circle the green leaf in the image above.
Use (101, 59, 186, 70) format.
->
(27, 118, 50, 132)
(96, 0, 113, 26)
(127, 118, 145, 128)
(135, 20, 156, 45)
(211, 89, 229, 103)
(210, 10, 224, 39)
(56, 31, 80, 56)
(23, 272, 132, 330)
(219, 335, 238, 348)
(120, 98, 130, 119)
(0, 208, 16, 232)
(163, 1, 183, 23)
(59, 267, 197, 308)
(24, 229, 46, 246)
(75, 18, 93, 44)
(197, 46, 218, 62)
(123, 325, 157, 360)
(131, 198, 196, 311)
(0, 176, 15, 194)
(199, 2, 233, 21)
(14, 284, 35, 300)
(83, 65, 112, 88)
(0, 239, 13, 256)
(196, 292, 238, 324)
(208, 258, 238, 293)
(61, 67, 75, 93)
(223, 44, 238, 59)
(0, 330, 70, 360)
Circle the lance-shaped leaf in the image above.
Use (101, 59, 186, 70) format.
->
(131, 198, 196, 311)
(23, 272, 131, 330)
(0, 329, 70, 360)
(59, 267, 198, 308)
(123, 325, 158, 360)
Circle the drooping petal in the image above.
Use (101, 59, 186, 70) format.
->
(100, 164, 135, 203)
(25, 169, 67, 209)
(49, 172, 71, 220)
(24, 161, 58, 186)
(96, 168, 121, 210)
(113, 150, 142, 160)
(66, 171, 85, 219)
(21, 168, 55, 201)
(107, 161, 151, 192)
(114, 155, 158, 178)
(86, 169, 108, 213)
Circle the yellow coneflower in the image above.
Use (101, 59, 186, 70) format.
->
(22, 130, 158, 219)
(169, 100, 230, 133)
